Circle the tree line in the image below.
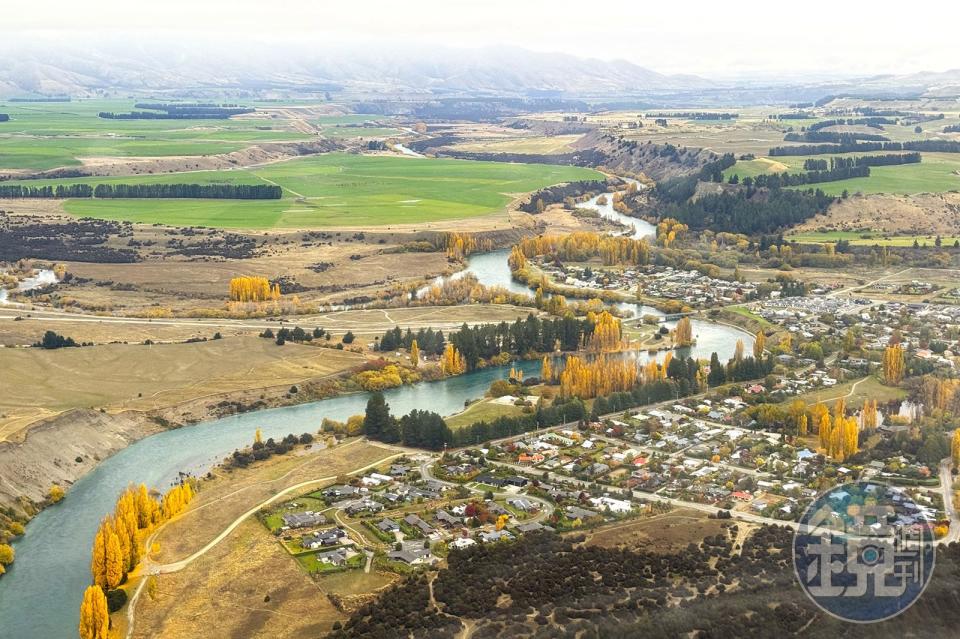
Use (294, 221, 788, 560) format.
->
(802, 153, 920, 171)
(945, 124, 960, 133)
(376, 315, 609, 371)
(736, 166, 868, 188)
(769, 139, 960, 156)
(807, 117, 896, 131)
(98, 104, 253, 119)
(784, 131, 888, 143)
(0, 183, 281, 199)
(645, 112, 739, 120)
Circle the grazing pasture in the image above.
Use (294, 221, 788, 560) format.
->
(46, 153, 603, 228)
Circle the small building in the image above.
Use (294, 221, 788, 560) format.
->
(281, 511, 327, 529)
(317, 548, 353, 567)
(404, 513, 435, 536)
(377, 518, 400, 534)
(302, 528, 347, 549)
(387, 547, 436, 565)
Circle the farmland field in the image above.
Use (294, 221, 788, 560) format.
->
(33, 153, 604, 228)
(0, 100, 320, 170)
(787, 230, 960, 246)
(725, 152, 960, 195)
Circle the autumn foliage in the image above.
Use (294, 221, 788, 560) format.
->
(673, 317, 694, 347)
(86, 481, 194, 619)
(817, 400, 859, 461)
(585, 310, 622, 352)
(559, 355, 638, 400)
(444, 232, 491, 260)
(440, 343, 467, 375)
(883, 344, 906, 385)
(79, 585, 109, 639)
(656, 218, 688, 248)
(229, 276, 280, 302)
(753, 330, 766, 359)
(514, 231, 651, 266)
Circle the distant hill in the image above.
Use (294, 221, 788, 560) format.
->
(0, 40, 714, 98)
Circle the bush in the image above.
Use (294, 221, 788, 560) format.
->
(106, 588, 128, 613)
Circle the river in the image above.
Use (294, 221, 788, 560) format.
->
(0, 358, 546, 638)
(0, 268, 57, 305)
(0, 185, 751, 638)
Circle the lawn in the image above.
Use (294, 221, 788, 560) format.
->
(785, 376, 907, 410)
(445, 396, 526, 429)
(52, 153, 602, 228)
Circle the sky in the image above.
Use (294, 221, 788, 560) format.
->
(5, 0, 959, 79)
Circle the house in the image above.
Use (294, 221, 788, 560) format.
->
(435, 510, 463, 527)
(565, 505, 599, 520)
(589, 496, 632, 514)
(389, 465, 411, 478)
(317, 548, 353, 567)
(323, 485, 359, 499)
(487, 502, 509, 517)
(515, 521, 554, 534)
(387, 547, 436, 565)
(478, 529, 513, 543)
(449, 537, 477, 550)
(281, 511, 327, 529)
(302, 528, 347, 549)
(377, 518, 400, 534)
(476, 474, 508, 488)
(507, 497, 538, 512)
(518, 452, 545, 465)
(345, 498, 383, 516)
(588, 462, 610, 476)
(404, 513, 435, 536)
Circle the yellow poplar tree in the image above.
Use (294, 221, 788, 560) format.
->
(541, 356, 553, 383)
(105, 526, 124, 589)
(952, 430, 960, 467)
(440, 343, 467, 375)
(673, 317, 694, 347)
(883, 345, 906, 385)
(733, 339, 745, 362)
(753, 331, 766, 359)
(410, 339, 420, 368)
(79, 585, 109, 639)
(90, 520, 108, 589)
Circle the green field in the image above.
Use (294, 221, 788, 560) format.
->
(445, 397, 525, 429)
(787, 230, 960, 247)
(725, 152, 960, 195)
(22, 153, 602, 228)
(0, 99, 316, 170)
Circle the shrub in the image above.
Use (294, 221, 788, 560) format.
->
(106, 588, 128, 613)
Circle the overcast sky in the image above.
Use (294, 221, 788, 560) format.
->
(6, 0, 959, 78)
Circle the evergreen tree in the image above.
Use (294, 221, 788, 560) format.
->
(364, 392, 392, 440)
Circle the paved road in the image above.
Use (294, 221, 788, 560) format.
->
(0, 303, 534, 337)
(940, 456, 960, 544)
